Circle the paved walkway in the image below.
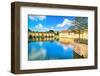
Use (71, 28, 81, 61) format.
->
(72, 43, 88, 58)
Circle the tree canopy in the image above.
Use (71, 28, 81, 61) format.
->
(68, 17, 88, 30)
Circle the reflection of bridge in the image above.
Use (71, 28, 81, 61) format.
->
(29, 37, 56, 41)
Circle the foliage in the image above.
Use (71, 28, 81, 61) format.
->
(49, 30, 54, 32)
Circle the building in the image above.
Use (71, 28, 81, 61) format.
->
(59, 30, 77, 38)
(59, 30, 88, 39)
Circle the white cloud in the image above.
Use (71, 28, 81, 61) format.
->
(50, 27, 54, 30)
(57, 19, 73, 27)
(35, 24, 43, 29)
(43, 28, 49, 31)
(29, 16, 46, 21)
(35, 24, 49, 32)
(29, 16, 35, 21)
(37, 16, 46, 21)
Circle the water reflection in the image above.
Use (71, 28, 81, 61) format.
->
(28, 37, 85, 61)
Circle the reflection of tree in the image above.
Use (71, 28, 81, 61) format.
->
(69, 17, 88, 42)
(29, 35, 32, 39)
(55, 31, 59, 35)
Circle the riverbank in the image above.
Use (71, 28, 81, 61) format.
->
(59, 37, 88, 58)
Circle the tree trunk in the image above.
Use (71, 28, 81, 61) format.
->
(79, 30, 80, 43)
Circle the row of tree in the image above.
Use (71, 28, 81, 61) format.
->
(69, 17, 88, 42)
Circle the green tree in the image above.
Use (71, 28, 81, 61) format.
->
(49, 30, 54, 32)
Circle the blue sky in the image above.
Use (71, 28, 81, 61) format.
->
(28, 15, 76, 32)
